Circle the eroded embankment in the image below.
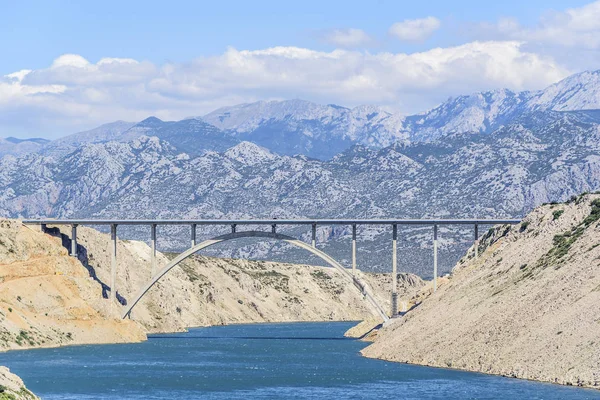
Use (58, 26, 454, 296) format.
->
(361, 194, 600, 389)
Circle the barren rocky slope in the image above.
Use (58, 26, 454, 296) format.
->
(362, 193, 600, 389)
(0, 219, 145, 351)
(0, 367, 38, 399)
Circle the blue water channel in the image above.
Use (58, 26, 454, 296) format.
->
(1, 322, 599, 399)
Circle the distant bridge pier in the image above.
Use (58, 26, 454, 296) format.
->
(311, 223, 316, 247)
(433, 224, 438, 292)
(474, 224, 479, 258)
(70, 224, 78, 257)
(151, 224, 157, 276)
(191, 224, 197, 248)
(351, 223, 357, 276)
(391, 224, 398, 316)
(110, 224, 118, 305)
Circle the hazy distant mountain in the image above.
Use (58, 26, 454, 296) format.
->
(9, 69, 600, 161)
(42, 121, 136, 157)
(202, 99, 408, 159)
(0, 137, 50, 157)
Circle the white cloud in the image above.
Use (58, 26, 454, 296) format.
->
(389, 17, 441, 42)
(0, 42, 568, 138)
(321, 28, 373, 48)
(480, 1, 600, 49)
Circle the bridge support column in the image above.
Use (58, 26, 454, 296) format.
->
(231, 224, 236, 234)
(110, 224, 118, 305)
(391, 224, 398, 316)
(191, 224, 197, 248)
(271, 224, 277, 234)
(70, 224, 78, 257)
(474, 224, 479, 258)
(352, 224, 357, 276)
(311, 223, 316, 248)
(151, 224, 157, 276)
(433, 224, 438, 292)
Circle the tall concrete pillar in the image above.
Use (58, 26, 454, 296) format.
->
(191, 224, 197, 248)
(70, 224, 78, 257)
(391, 224, 398, 316)
(151, 224, 157, 276)
(271, 224, 277, 234)
(352, 224, 357, 276)
(231, 224, 236, 234)
(311, 223, 316, 248)
(474, 224, 479, 258)
(433, 224, 438, 292)
(110, 224, 118, 305)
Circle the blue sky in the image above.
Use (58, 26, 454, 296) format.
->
(1, 0, 590, 74)
(1, 0, 599, 138)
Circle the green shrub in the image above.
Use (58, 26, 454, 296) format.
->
(552, 210, 564, 220)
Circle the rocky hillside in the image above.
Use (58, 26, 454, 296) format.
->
(0, 219, 419, 347)
(0, 367, 38, 399)
(0, 219, 146, 351)
(362, 193, 600, 389)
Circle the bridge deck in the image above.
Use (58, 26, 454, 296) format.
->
(23, 218, 521, 226)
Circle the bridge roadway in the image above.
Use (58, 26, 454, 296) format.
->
(23, 218, 522, 319)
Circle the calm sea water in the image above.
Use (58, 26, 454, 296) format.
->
(1, 322, 599, 399)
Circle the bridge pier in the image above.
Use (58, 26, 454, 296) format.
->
(351, 223, 357, 276)
(391, 224, 398, 316)
(191, 224, 197, 248)
(110, 224, 118, 305)
(151, 224, 157, 276)
(271, 224, 277, 234)
(70, 224, 78, 257)
(474, 224, 479, 258)
(311, 223, 316, 248)
(433, 224, 438, 292)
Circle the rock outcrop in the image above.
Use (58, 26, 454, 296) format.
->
(362, 193, 600, 389)
(0, 366, 38, 399)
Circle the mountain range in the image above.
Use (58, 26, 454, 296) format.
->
(1, 69, 600, 275)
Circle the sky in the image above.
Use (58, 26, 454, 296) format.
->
(1, 0, 599, 138)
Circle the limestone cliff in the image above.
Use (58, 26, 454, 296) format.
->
(0, 367, 38, 399)
(362, 193, 600, 389)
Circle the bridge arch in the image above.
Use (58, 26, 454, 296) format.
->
(122, 231, 389, 322)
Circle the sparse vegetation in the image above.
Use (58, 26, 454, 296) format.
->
(552, 210, 564, 221)
(535, 199, 600, 271)
(519, 221, 530, 233)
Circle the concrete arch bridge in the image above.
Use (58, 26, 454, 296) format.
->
(24, 218, 520, 321)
